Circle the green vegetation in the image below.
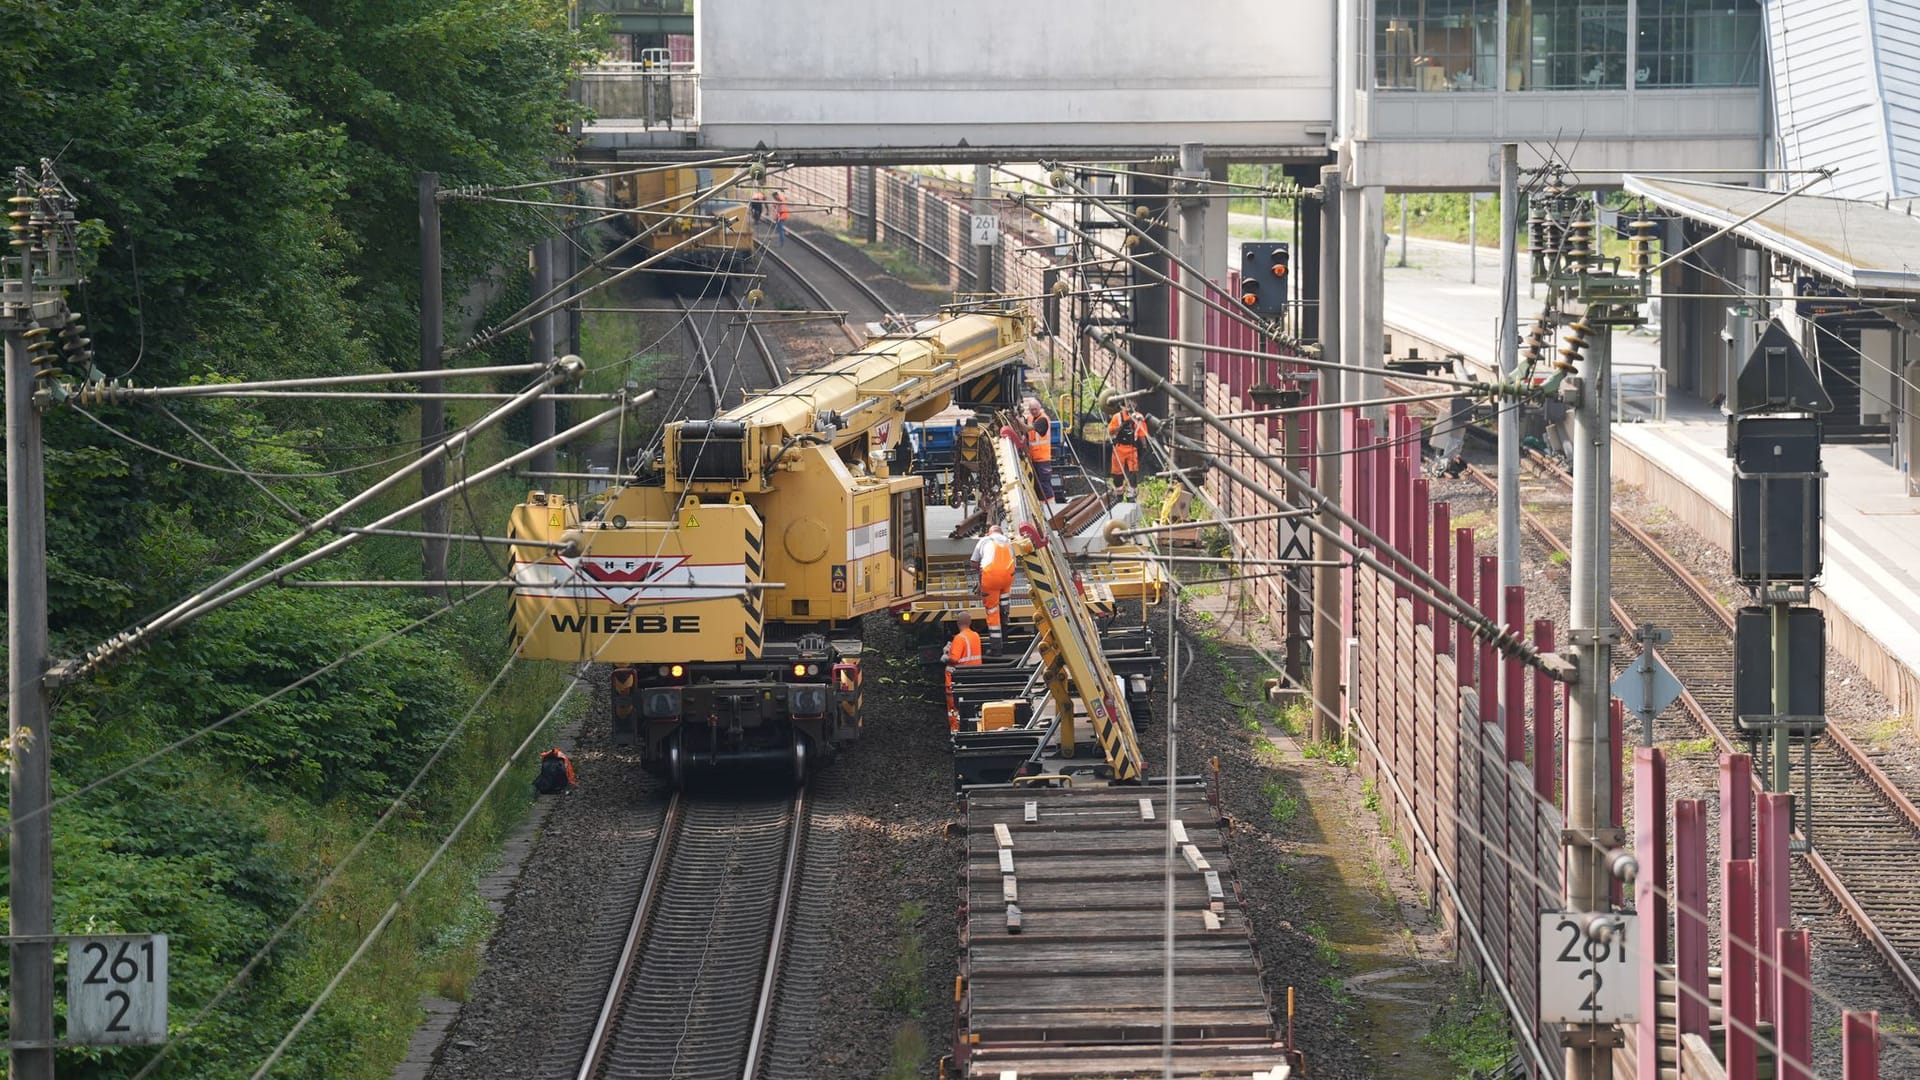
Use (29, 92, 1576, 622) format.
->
(1665, 736, 1721, 756)
(1865, 715, 1912, 748)
(878, 899, 930, 1017)
(1303, 739, 1358, 768)
(881, 1023, 929, 1080)
(877, 900, 931, 1078)
(0, 2, 594, 1075)
(1548, 550, 1570, 566)
(1424, 987, 1518, 1078)
(1263, 780, 1301, 825)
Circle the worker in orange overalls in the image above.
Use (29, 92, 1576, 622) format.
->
(772, 190, 790, 247)
(943, 611, 984, 731)
(971, 523, 1016, 656)
(1024, 398, 1058, 503)
(1108, 402, 1148, 499)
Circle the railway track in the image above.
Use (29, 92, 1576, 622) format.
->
(760, 227, 898, 343)
(672, 292, 786, 414)
(575, 788, 809, 1080)
(1464, 455, 1920, 1012)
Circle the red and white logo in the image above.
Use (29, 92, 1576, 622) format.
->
(563, 554, 687, 604)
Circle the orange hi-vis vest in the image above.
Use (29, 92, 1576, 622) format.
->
(1028, 414, 1053, 462)
(978, 535, 1015, 583)
(1109, 410, 1146, 445)
(949, 627, 983, 666)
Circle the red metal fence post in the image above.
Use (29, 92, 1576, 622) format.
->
(1532, 619, 1555, 803)
(1354, 417, 1375, 538)
(1455, 530, 1474, 680)
(1634, 747, 1669, 1080)
(1675, 799, 1711, 1042)
(1721, 752, 1753, 862)
(1503, 586, 1526, 763)
(1723, 858, 1758, 1080)
(1757, 792, 1792, 1023)
(1433, 503, 1452, 657)
(1412, 477, 1431, 627)
(1843, 1011, 1880, 1080)
(1391, 411, 1411, 602)
(1777, 928, 1813, 1080)
(1477, 556, 1497, 727)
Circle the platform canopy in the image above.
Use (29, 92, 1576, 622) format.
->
(1624, 176, 1920, 297)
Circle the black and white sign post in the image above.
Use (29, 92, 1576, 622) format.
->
(1540, 914, 1640, 1025)
(67, 934, 169, 1046)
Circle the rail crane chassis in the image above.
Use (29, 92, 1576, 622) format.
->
(507, 308, 1032, 786)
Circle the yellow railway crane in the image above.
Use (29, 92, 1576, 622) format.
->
(507, 307, 1030, 785)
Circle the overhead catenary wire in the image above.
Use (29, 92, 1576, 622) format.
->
(1142, 344, 1920, 1074)
(1095, 334, 1565, 679)
(19, 584, 500, 831)
(247, 661, 594, 1079)
(62, 363, 615, 680)
(1003, 158, 1880, 1071)
(1140, 449, 1884, 1078)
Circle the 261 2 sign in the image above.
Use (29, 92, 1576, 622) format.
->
(67, 934, 168, 1045)
(1537, 913, 1638, 1024)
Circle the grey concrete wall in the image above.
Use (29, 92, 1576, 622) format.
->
(697, 0, 1333, 151)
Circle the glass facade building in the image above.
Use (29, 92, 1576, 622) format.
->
(1375, 0, 1760, 91)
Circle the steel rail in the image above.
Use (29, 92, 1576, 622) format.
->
(782, 228, 900, 324)
(672, 293, 727, 415)
(759, 246, 863, 346)
(742, 787, 809, 1080)
(575, 791, 685, 1080)
(731, 290, 788, 387)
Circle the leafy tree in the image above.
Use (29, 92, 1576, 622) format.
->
(251, 0, 593, 358)
(0, 1, 589, 1074)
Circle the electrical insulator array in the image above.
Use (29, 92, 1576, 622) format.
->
(1626, 218, 1658, 274)
(4, 161, 92, 396)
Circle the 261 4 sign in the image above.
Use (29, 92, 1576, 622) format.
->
(67, 934, 168, 1045)
(1538, 913, 1637, 1024)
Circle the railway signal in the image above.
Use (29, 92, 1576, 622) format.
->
(1238, 241, 1290, 318)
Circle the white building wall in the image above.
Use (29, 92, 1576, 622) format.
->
(697, 0, 1334, 151)
(1869, 0, 1920, 193)
(1766, 0, 1895, 197)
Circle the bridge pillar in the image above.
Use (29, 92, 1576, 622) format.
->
(1340, 180, 1386, 420)
(854, 166, 877, 244)
(1175, 142, 1209, 395)
(1127, 165, 1172, 421)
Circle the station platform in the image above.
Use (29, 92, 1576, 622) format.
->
(1372, 235, 1920, 718)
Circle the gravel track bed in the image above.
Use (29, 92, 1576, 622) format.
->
(425, 672, 666, 1080)
(799, 615, 962, 1079)
(1162, 619, 1378, 1078)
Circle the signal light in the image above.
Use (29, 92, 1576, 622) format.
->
(1237, 242, 1289, 317)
